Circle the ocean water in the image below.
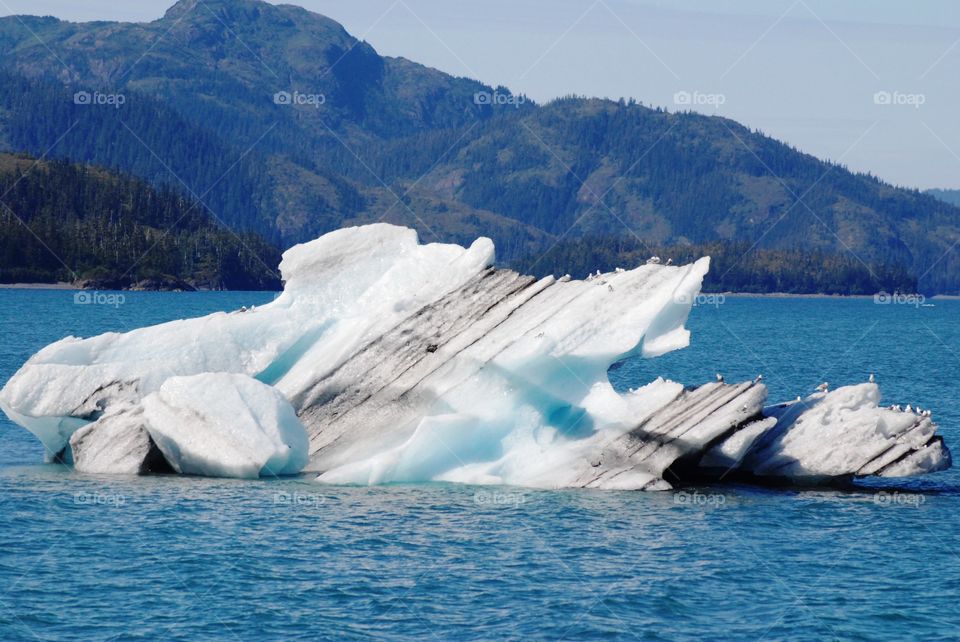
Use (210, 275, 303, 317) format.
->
(1, 290, 958, 641)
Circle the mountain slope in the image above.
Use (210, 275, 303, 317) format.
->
(0, 153, 281, 289)
(927, 189, 960, 208)
(0, 0, 958, 292)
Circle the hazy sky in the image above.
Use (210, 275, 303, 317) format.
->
(1, 0, 958, 189)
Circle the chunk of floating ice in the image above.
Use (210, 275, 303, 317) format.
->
(0, 224, 951, 486)
(142, 373, 308, 479)
(70, 405, 158, 475)
(740, 383, 951, 480)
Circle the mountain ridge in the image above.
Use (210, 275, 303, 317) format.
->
(0, 0, 958, 292)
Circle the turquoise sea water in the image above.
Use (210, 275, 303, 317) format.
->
(1, 291, 958, 641)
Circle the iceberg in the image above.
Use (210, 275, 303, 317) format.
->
(0, 224, 951, 488)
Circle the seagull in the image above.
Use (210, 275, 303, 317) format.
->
(755, 374, 763, 383)
(666, 259, 673, 265)
(716, 373, 724, 383)
(894, 404, 902, 412)
(646, 256, 661, 265)
(239, 306, 248, 313)
(615, 267, 625, 274)
(868, 373, 875, 383)
(923, 410, 932, 417)
(795, 396, 802, 402)
(816, 382, 829, 393)
(560, 274, 571, 282)
(905, 404, 913, 413)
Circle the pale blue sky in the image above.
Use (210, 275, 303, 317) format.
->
(2, 0, 958, 189)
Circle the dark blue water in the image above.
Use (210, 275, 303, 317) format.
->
(1, 291, 958, 641)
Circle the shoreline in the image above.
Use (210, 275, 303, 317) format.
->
(0, 282, 76, 290)
(0, 283, 953, 299)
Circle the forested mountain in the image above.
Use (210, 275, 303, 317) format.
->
(0, 153, 281, 289)
(927, 189, 960, 208)
(0, 0, 958, 292)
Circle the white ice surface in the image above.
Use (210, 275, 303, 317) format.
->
(0, 225, 493, 459)
(744, 383, 950, 479)
(142, 373, 308, 479)
(70, 406, 153, 475)
(0, 225, 709, 484)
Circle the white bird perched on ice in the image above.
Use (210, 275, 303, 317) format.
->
(795, 396, 802, 402)
(716, 373, 724, 383)
(666, 258, 673, 265)
(816, 382, 829, 393)
(894, 404, 902, 412)
(923, 409, 932, 417)
(905, 404, 913, 413)
(559, 274, 571, 282)
(755, 374, 763, 383)
(615, 267, 625, 274)
(646, 256, 661, 265)
(868, 373, 875, 383)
